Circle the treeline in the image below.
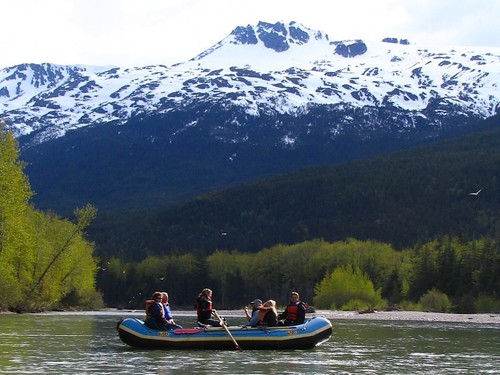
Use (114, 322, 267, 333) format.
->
(0, 121, 102, 312)
(100, 237, 500, 313)
(90, 115, 500, 260)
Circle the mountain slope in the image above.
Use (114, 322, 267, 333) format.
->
(21, 105, 452, 214)
(88, 113, 500, 260)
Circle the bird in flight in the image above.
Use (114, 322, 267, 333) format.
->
(468, 188, 483, 196)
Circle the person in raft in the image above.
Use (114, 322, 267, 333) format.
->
(244, 299, 263, 326)
(161, 292, 183, 329)
(144, 291, 180, 330)
(259, 299, 279, 326)
(278, 291, 307, 326)
(195, 288, 222, 327)
(248, 299, 278, 327)
(244, 298, 262, 324)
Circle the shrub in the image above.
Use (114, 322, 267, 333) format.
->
(398, 300, 422, 311)
(314, 265, 384, 310)
(341, 299, 370, 311)
(419, 288, 452, 312)
(57, 289, 105, 311)
(476, 295, 500, 313)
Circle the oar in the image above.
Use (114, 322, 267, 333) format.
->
(213, 310, 243, 352)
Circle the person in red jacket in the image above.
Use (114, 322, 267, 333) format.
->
(278, 291, 306, 326)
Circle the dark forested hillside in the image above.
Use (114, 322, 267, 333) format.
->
(89, 114, 500, 260)
(20, 106, 463, 216)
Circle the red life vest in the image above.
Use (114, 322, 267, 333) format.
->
(285, 304, 300, 322)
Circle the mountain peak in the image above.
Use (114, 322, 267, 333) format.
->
(230, 21, 329, 52)
(192, 21, 331, 62)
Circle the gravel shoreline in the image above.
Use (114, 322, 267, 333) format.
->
(4, 308, 499, 325)
(209, 309, 500, 324)
(107, 308, 500, 324)
(309, 310, 500, 324)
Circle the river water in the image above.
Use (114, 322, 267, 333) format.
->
(0, 311, 498, 374)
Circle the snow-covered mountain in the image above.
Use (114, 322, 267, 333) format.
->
(3, 21, 500, 214)
(1, 21, 499, 146)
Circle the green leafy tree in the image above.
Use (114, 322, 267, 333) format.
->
(251, 245, 287, 301)
(206, 250, 243, 306)
(30, 204, 97, 293)
(24, 205, 99, 310)
(278, 241, 329, 303)
(0, 120, 100, 311)
(131, 253, 202, 307)
(314, 265, 384, 310)
(99, 257, 132, 307)
(0, 120, 34, 308)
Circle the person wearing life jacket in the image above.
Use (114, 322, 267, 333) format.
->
(195, 288, 221, 327)
(257, 300, 278, 327)
(278, 291, 306, 326)
(244, 299, 262, 324)
(144, 291, 174, 330)
(161, 292, 183, 329)
(244, 299, 263, 326)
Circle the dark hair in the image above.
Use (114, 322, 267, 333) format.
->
(152, 291, 162, 300)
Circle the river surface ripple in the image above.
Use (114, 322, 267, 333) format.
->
(0, 311, 498, 374)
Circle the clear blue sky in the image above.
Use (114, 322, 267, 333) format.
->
(1, 0, 499, 69)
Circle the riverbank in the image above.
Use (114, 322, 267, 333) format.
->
(213, 309, 500, 324)
(310, 309, 500, 324)
(31, 308, 499, 325)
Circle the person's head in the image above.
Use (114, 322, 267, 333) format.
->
(263, 299, 276, 308)
(290, 292, 300, 302)
(201, 288, 212, 298)
(161, 292, 169, 303)
(152, 291, 162, 302)
(250, 299, 263, 307)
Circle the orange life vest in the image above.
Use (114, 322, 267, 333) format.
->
(285, 304, 299, 321)
(257, 307, 276, 326)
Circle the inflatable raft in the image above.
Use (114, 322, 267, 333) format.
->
(117, 316, 332, 350)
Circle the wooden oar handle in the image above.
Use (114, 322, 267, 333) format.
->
(213, 310, 243, 352)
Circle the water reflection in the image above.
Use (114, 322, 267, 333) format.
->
(0, 313, 498, 374)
